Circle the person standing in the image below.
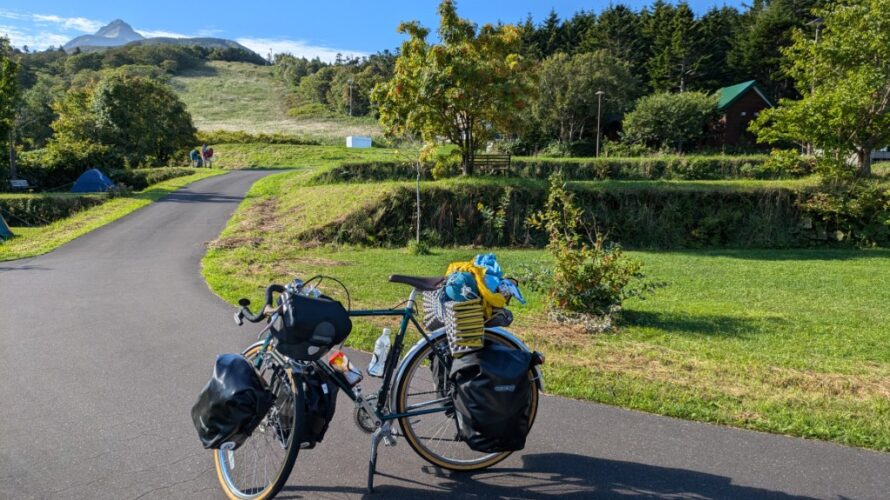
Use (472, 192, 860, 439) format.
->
(201, 144, 214, 168)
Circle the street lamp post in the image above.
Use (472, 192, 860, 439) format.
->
(348, 79, 354, 117)
(595, 90, 605, 157)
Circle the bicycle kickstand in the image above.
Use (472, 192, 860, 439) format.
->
(367, 426, 386, 493)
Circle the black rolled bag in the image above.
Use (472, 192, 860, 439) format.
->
(449, 343, 535, 453)
(301, 370, 339, 447)
(191, 354, 276, 450)
(272, 293, 352, 361)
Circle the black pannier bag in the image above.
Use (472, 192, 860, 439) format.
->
(191, 354, 276, 450)
(272, 293, 352, 361)
(449, 343, 534, 453)
(301, 370, 339, 447)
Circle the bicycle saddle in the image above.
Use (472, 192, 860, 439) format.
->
(388, 275, 445, 291)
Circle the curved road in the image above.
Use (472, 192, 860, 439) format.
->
(1, 171, 888, 499)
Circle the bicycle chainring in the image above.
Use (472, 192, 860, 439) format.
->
(354, 395, 379, 434)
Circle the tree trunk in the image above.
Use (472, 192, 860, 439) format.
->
(857, 149, 873, 177)
(415, 163, 422, 244)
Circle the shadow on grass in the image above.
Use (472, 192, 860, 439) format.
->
(668, 248, 889, 261)
(622, 310, 783, 338)
(279, 453, 814, 499)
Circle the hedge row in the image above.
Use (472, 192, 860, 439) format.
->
(303, 184, 886, 249)
(0, 168, 198, 225)
(0, 194, 107, 226)
(310, 155, 806, 184)
(108, 167, 198, 190)
(197, 130, 325, 146)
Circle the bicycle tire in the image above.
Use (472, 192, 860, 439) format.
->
(213, 343, 305, 500)
(394, 330, 540, 471)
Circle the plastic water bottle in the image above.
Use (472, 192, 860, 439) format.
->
(368, 328, 391, 377)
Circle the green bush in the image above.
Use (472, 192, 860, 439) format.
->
(798, 180, 890, 246)
(307, 155, 786, 185)
(305, 183, 807, 248)
(623, 92, 719, 151)
(0, 194, 107, 226)
(525, 174, 657, 326)
(108, 168, 197, 190)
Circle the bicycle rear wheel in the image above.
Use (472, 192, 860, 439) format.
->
(395, 331, 539, 471)
(213, 343, 304, 500)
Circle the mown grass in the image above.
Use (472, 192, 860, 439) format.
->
(204, 244, 890, 451)
(200, 163, 890, 451)
(0, 170, 224, 261)
(170, 61, 380, 141)
(211, 143, 399, 170)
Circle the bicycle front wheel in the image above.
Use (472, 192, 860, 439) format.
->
(213, 343, 304, 500)
(395, 331, 539, 471)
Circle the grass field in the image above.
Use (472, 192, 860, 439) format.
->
(205, 243, 890, 451)
(200, 162, 890, 451)
(1, 170, 224, 261)
(170, 61, 380, 141)
(211, 143, 398, 170)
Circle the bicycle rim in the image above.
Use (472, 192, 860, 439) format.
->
(213, 344, 303, 500)
(395, 334, 539, 471)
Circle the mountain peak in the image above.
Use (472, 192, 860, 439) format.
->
(95, 19, 143, 41)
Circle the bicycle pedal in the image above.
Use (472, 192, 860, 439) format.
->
(383, 435, 397, 447)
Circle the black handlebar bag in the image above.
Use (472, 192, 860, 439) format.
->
(449, 343, 534, 453)
(272, 293, 352, 361)
(191, 354, 276, 450)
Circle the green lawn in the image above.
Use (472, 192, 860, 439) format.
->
(204, 245, 890, 451)
(199, 160, 890, 451)
(170, 61, 380, 141)
(1, 170, 224, 261)
(211, 143, 399, 170)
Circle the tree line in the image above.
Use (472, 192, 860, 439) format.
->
(274, 0, 826, 156)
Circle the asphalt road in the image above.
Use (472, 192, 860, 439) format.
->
(1, 170, 888, 500)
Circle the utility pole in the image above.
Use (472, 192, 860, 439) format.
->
(806, 17, 823, 156)
(595, 90, 605, 157)
(8, 129, 16, 180)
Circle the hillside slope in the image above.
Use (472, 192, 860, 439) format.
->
(170, 61, 380, 141)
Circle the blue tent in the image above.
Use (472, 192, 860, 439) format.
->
(71, 169, 115, 193)
(0, 214, 13, 241)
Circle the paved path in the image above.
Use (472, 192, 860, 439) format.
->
(1, 171, 888, 499)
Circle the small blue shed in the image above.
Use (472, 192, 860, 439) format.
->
(71, 169, 115, 193)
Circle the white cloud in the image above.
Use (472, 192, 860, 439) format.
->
(0, 9, 26, 21)
(136, 29, 190, 39)
(1, 24, 68, 50)
(32, 14, 103, 33)
(236, 37, 367, 62)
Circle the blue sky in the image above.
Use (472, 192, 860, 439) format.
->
(1, 1, 743, 61)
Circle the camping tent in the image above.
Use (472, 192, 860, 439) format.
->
(71, 169, 115, 193)
(0, 214, 13, 241)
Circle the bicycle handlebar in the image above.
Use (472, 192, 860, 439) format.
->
(234, 284, 286, 325)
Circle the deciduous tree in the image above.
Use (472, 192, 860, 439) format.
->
(750, 0, 890, 177)
(372, 0, 532, 175)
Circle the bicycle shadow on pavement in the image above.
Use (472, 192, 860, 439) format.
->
(280, 452, 816, 499)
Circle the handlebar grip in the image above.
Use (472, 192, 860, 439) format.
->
(235, 284, 287, 325)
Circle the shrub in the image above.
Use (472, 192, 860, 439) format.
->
(406, 239, 432, 256)
(524, 174, 660, 331)
(0, 194, 107, 226)
(798, 180, 890, 246)
(108, 167, 197, 190)
(623, 92, 719, 152)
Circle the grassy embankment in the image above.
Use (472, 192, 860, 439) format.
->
(202, 164, 890, 452)
(170, 61, 380, 142)
(0, 170, 224, 261)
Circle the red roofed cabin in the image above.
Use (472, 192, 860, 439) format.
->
(716, 80, 774, 146)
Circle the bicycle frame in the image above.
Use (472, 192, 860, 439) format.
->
(258, 289, 451, 424)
